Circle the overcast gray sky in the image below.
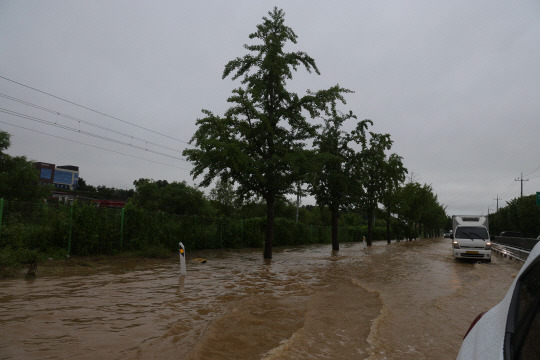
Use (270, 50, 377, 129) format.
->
(1, 1, 539, 216)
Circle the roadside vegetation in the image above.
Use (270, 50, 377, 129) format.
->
(489, 194, 540, 238)
(1, 134, 446, 278)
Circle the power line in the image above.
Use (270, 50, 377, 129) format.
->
(0, 119, 191, 171)
(492, 169, 537, 209)
(0, 107, 188, 162)
(523, 164, 540, 177)
(500, 180, 517, 200)
(0, 74, 190, 145)
(0, 92, 190, 153)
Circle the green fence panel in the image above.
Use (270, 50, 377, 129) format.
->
(0, 198, 3, 243)
(0, 199, 402, 255)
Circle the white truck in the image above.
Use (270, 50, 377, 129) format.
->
(451, 215, 491, 261)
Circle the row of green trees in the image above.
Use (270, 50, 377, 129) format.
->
(489, 194, 540, 238)
(76, 178, 134, 201)
(1, 127, 445, 240)
(127, 177, 447, 242)
(182, 8, 447, 257)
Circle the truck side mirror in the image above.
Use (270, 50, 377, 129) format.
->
(450, 234, 454, 239)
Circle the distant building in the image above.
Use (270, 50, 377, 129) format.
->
(34, 162, 55, 186)
(35, 162, 79, 190)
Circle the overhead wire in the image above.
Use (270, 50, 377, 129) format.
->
(0, 75, 205, 185)
(0, 92, 190, 153)
(523, 164, 540, 177)
(500, 180, 518, 200)
(0, 119, 191, 171)
(0, 107, 188, 162)
(0, 74, 190, 145)
(491, 162, 540, 209)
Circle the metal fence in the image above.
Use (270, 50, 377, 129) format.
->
(0, 198, 376, 256)
(491, 236, 539, 262)
(491, 236, 539, 251)
(491, 243, 530, 262)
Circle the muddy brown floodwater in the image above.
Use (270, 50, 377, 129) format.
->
(0, 238, 523, 359)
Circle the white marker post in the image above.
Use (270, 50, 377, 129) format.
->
(179, 242, 186, 276)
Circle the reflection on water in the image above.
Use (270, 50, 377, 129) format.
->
(0, 239, 522, 359)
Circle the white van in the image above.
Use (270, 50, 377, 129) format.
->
(451, 215, 491, 261)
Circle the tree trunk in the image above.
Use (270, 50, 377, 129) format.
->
(264, 196, 275, 259)
(386, 209, 391, 244)
(366, 208, 373, 246)
(331, 209, 339, 251)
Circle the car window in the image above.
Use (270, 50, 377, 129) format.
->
(505, 258, 540, 359)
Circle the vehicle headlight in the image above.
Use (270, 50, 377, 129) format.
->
(453, 241, 460, 249)
(485, 241, 491, 250)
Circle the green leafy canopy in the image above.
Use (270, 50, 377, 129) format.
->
(183, 7, 350, 202)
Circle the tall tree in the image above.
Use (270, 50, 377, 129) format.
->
(379, 153, 407, 243)
(130, 178, 211, 216)
(396, 181, 423, 240)
(418, 187, 446, 237)
(76, 178, 96, 192)
(353, 131, 395, 246)
(0, 131, 10, 155)
(311, 102, 371, 251)
(396, 181, 447, 239)
(209, 179, 237, 217)
(490, 195, 540, 237)
(183, 8, 349, 258)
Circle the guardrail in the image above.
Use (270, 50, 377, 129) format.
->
(491, 236, 539, 262)
(491, 243, 530, 262)
(491, 236, 539, 251)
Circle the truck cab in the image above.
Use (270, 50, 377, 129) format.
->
(452, 215, 491, 261)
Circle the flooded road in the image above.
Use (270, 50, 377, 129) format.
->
(0, 238, 522, 359)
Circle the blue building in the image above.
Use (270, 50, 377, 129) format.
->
(35, 162, 79, 190)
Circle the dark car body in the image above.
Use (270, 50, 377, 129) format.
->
(500, 231, 523, 238)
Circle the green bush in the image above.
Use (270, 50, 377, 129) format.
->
(0, 246, 40, 278)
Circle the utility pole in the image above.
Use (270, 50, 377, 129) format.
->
(515, 173, 529, 197)
(493, 194, 501, 211)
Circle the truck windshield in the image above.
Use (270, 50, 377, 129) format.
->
(455, 226, 489, 239)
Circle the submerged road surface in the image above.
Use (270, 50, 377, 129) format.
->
(0, 238, 523, 359)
